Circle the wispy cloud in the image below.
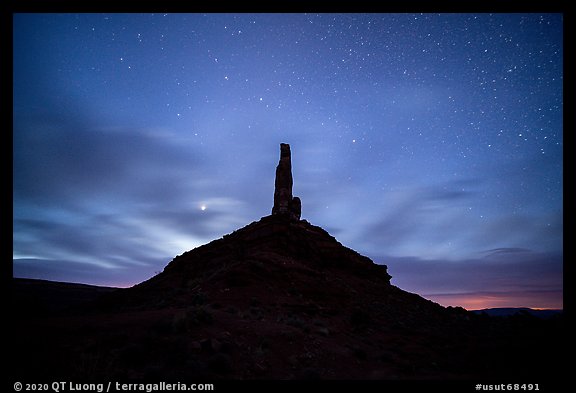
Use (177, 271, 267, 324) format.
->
(12, 102, 262, 285)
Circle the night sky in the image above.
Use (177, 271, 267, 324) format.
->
(13, 13, 563, 310)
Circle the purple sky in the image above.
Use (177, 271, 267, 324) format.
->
(13, 13, 563, 309)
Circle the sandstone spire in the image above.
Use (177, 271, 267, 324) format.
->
(272, 143, 301, 220)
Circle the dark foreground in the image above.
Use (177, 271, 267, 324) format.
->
(10, 276, 564, 384)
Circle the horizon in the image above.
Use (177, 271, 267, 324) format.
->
(11, 275, 564, 312)
(13, 13, 563, 310)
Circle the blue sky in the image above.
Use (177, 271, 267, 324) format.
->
(13, 13, 563, 309)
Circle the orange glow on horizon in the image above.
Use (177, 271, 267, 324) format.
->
(424, 293, 563, 311)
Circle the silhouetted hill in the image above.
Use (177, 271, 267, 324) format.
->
(11, 278, 117, 315)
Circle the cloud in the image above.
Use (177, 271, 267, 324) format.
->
(12, 97, 258, 285)
(348, 174, 562, 260)
(13, 193, 254, 286)
(13, 215, 171, 266)
(13, 258, 151, 288)
(13, 109, 207, 209)
(481, 247, 532, 257)
(351, 182, 476, 258)
(139, 197, 250, 240)
(480, 212, 563, 252)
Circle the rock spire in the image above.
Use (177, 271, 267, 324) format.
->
(272, 143, 301, 220)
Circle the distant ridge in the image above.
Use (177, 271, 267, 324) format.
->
(471, 307, 563, 319)
(12, 277, 117, 314)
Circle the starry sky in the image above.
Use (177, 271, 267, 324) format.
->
(13, 13, 563, 310)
